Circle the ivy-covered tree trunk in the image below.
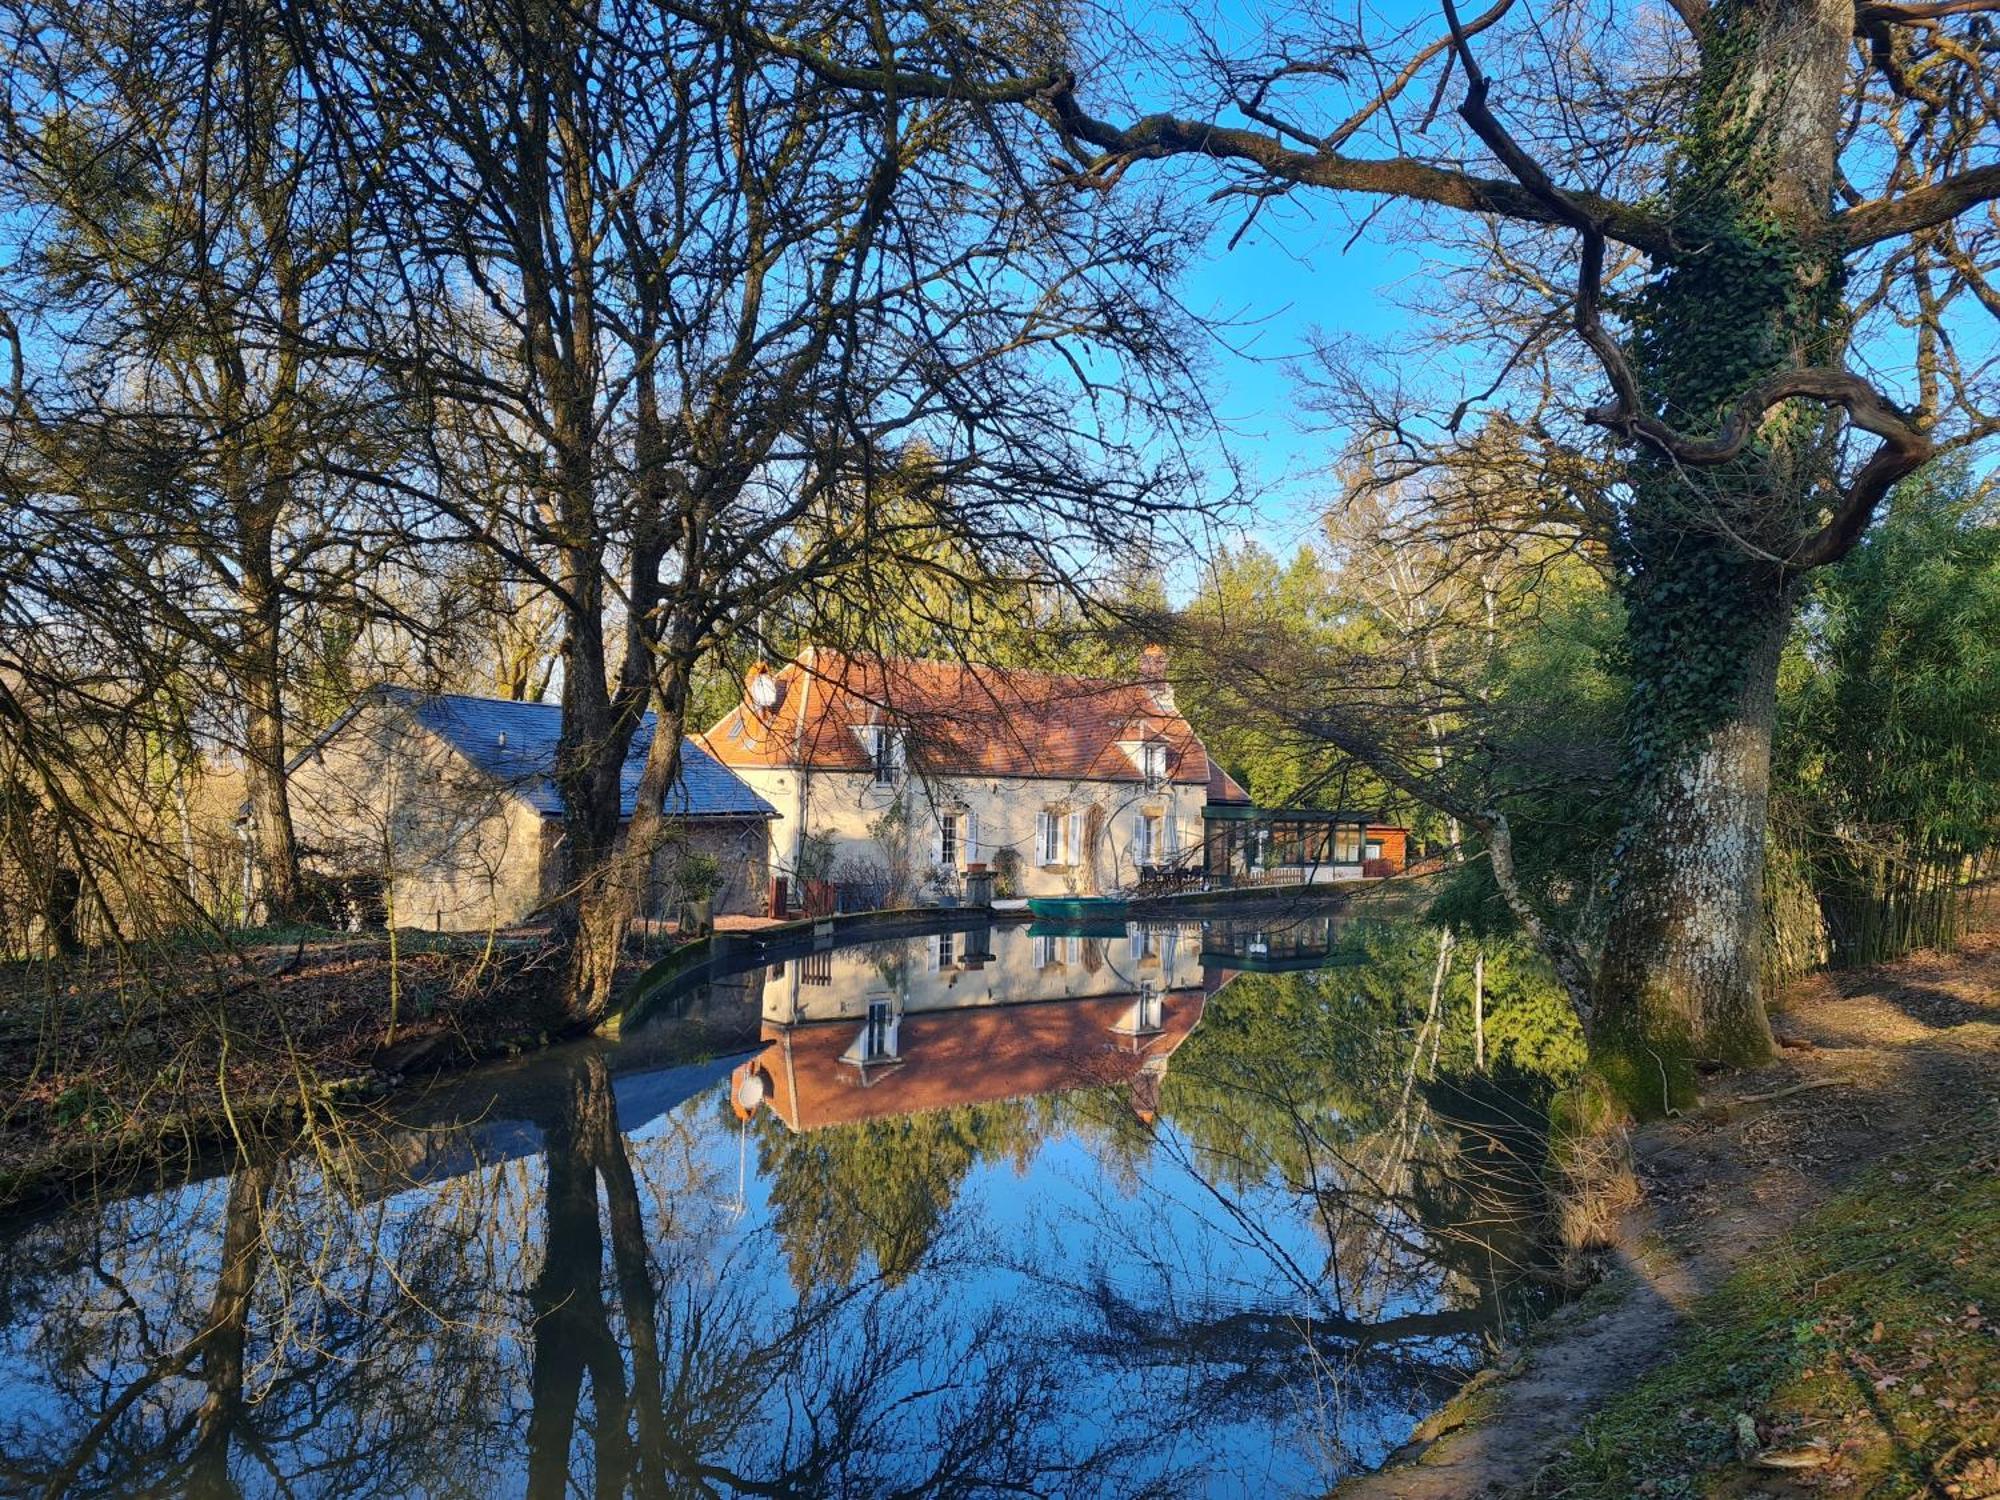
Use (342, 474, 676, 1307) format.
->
(1591, 577, 1789, 1109)
(1588, 0, 1851, 1110)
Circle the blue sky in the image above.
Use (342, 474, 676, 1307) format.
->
(1174, 198, 1427, 561)
(1114, 0, 1999, 586)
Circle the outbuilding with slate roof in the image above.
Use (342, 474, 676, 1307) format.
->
(285, 687, 777, 932)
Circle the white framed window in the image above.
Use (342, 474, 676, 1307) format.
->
(1137, 979, 1163, 1032)
(864, 997, 897, 1060)
(855, 725, 903, 785)
(1036, 809, 1064, 866)
(930, 931, 956, 971)
(1035, 933, 1064, 968)
(1141, 741, 1168, 787)
(938, 812, 958, 868)
(1135, 811, 1164, 865)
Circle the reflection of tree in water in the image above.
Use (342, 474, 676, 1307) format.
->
(0, 1120, 521, 1498)
(0, 922, 1579, 1496)
(0, 1055, 1183, 1498)
(186, 1157, 276, 1500)
(473, 1053, 1184, 1495)
(0, 1155, 281, 1500)
(745, 1096, 1043, 1293)
(1021, 942, 1579, 1479)
(1409, 1065, 1568, 1321)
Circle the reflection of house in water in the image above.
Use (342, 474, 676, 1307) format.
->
(732, 921, 1219, 1131)
(1197, 910, 1359, 973)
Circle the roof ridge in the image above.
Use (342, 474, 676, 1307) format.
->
(312, 686, 775, 821)
(798, 646, 1143, 688)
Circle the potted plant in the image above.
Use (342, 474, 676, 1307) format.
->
(674, 850, 721, 939)
(792, 830, 838, 914)
(992, 847, 1022, 900)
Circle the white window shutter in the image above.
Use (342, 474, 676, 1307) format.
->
(1132, 813, 1146, 863)
(1035, 811, 1051, 865)
(1164, 815, 1179, 856)
(1067, 810, 1084, 865)
(931, 817, 944, 866)
(965, 808, 979, 864)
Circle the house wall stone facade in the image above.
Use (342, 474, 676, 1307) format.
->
(539, 816, 772, 921)
(731, 763, 1202, 900)
(289, 694, 772, 932)
(289, 697, 545, 932)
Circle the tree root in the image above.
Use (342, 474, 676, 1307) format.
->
(1730, 1077, 1851, 1107)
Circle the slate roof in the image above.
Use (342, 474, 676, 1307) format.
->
(362, 688, 778, 820)
(701, 647, 1212, 786)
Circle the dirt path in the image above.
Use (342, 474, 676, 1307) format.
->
(1338, 902, 2000, 1499)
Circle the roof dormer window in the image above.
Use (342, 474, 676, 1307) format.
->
(855, 724, 904, 786)
(1141, 741, 1168, 788)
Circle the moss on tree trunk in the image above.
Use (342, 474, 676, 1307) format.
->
(1587, 0, 1853, 1112)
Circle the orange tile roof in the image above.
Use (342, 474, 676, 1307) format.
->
(1207, 761, 1252, 805)
(734, 989, 1207, 1133)
(702, 647, 1211, 785)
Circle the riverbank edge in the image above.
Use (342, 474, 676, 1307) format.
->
(0, 880, 1410, 1221)
(0, 981, 593, 1221)
(1329, 903, 2000, 1500)
(1529, 1121, 1997, 1497)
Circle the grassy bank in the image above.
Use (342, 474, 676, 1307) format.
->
(0, 925, 566, 1212)
(1534, 1117, 1999, 1498)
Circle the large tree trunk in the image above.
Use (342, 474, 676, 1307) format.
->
(1591, 591, 1789, 1109)
(548, 593, 634, 1024)
(1588, 0, 1850, 1111)
(550, 347, 688, 1026)
(513, 0, 664, 1027)
(238, 555, 299, 925)
(555, 648, 692, 1026)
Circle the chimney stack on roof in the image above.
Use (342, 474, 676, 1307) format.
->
(1139, 643, 1174, 712)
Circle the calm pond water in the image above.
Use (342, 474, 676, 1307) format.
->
(0, 906, 1563, 1498)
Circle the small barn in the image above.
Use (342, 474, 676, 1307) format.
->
(286, 688, 778, 932)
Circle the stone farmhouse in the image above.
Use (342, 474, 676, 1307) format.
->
(701, 647, 1222, 904)
(285, 687, 776, 932)
(702, 646, 1409, 906)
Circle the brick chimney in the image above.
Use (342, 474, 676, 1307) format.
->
(1138, 642, 1174, 712)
